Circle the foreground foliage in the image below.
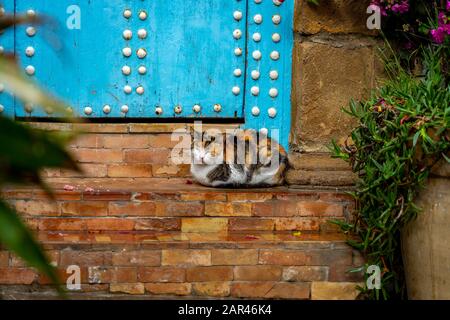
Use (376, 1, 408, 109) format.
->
(332, 45, 450, 299)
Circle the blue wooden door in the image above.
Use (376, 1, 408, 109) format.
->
(0, 1, 294, 148)
(13, 0, 247, 118)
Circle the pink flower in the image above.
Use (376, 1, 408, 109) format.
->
(447, 1, 450, 11)
(431, 27, 446, 44)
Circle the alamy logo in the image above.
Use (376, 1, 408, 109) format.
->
(66, 265, 81, 290)
(366, 265, 381, 290)
(366, 5, 381, 30)
(66, 5, 81, 30)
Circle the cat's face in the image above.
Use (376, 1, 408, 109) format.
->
(191, 131, 224, 165)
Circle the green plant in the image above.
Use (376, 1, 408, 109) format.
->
(0, 13, 79, 294)
(331, 44, 450, 300)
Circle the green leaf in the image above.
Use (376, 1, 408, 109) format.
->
(0, 200, 65, 296)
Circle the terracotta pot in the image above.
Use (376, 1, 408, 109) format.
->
(402, 160, 450, 299)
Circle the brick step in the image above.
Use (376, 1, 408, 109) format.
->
(2, 178, 353, 233)
(0, 231, 363, 300)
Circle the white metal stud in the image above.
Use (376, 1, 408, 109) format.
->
(269, 88, 279, 98)
(233, 29, 242, 40)
(233, 11, 243, 21)
(25, 46, 35, 57)
(234, 68, 242, 77)
(272, 33, 281, 42)
(136, 86, 145, 95)
(232, 86, 241, 95)
(123, 29, 132, 40)
(0, 104, 4, 113)
(124, 85, 132, 94)
(103, 104, 111, 114)
(260, 128, 269, 135)
(138, 66, 147, 75)
(251, 86, 260, 96)
(193, 104, 201, 113)
(155, 106, 163, 115)
(268, 107, 277, 118)
(26, 9, 36, 18)
(122, 47, 132, 57)
(122, 65, 131, 76)
(254, 0, 263, 4)
(214, 104, 222, 112)
(123, 9, 132, 19)
(174, 105, 182, 114)
(84, 106, 93, 115)
(251, 106, 260, 116)
(0, 46, 4, 54)
(252, 50, 262, 60)
(234, 48, 243, 56)
(269, 70, 279, 80)
(25, 65, 35, 76)
(121, 105, 129, 113)
(273, 0, 283, 6)
(252, 33, 261, 42)
(272, 14, 281, 24)
(253, 14, 263, 24)
(251, 70, 260, 80)
(26, 26, 36, 37)
(270, 50, 280, 60)
(137, 29, 147, 39)
(139, 11, 148, 20)
(137, 48, 147, 59)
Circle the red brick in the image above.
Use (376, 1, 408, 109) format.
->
(11, 251, 59, 267)
(145, 283, 191, 296)
(162, 250, 211, 267)
(231, 282, 310, 299)
(297, 201, 344, 217)
(72, 148, 123, 163)
(110, 283, 145, 295)
(0, 252, 9, 267)
(101, 134, 150, 148)
(33, 190, 81, 201)
(228, 218, 274, 231)
(234, 266, 282, 281)
(123, 149, 170, 164)
(134, 218, 181, 231)
(192, 282, 231, 297)
(86, 218, 135, 231)
(88, 267, 137, 284)
(69, 134, 103, 148)
(186, 266, 233, 282)
(60, 163, 108, 178)
(259, 250, 310, 265)
(38, 218, 86, 231)
(282, 266, 329, 282)
(1, 190, 33, 200)
(182, 218, 228, 233)
(205, 203, 252, 217)
(112, 250, 161, 266)
(60, 250, 111, 266)
(180, 192, 226, 201)
(265, 282, 311, 299)
(109, 202, 156, 216)
(138, 267, 185, 283)
(83, 191, 131, 201)
(61, 201, 108, 217)
(152, 164, 190, 177)
(0, 268, 37, 284)
(148, 134, 188, 148)
(164, 202, 204, 217)
(14, 200, 59, 216)
(211, 249, 258, 266)
(227, 192, 273, 201)
(108, 164, 152, 178)
(274, 218, 320, 231)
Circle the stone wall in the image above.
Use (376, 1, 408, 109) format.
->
(287, 0, 383, 186)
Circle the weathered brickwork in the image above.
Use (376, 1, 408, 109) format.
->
(3, 183, 353, 234)
(0, 232, 363, 299)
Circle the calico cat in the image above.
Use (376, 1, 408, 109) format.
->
(190, 128, 287, 187)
